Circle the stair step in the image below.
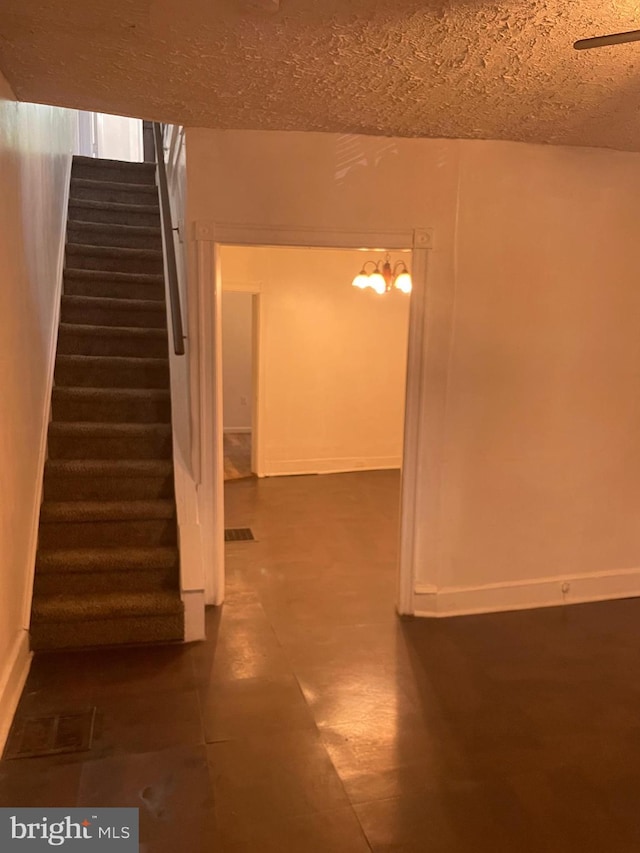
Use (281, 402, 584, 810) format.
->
(41, 499, 176, 523)
(30, 591, 183, 651)
(52, 387, 171, 423)
(66, 243, 164, 275)
(55, 354, 170, 389)
(32, 589, 182, 620)
(38, 500, 177, 549)
(61, 295, 166, 329)
(72, 156, 156, 186)
(34, 569, 177, 597)
(67, 220, 162, 251)
(34, 546, 178, 596)
(48, 422, 172, 461)
(38, 517, 177, 549)
(57, 323, 169, 358)
(37, 545, 178, 572)
(70, 178, 158, 206)
(64, 269, 165, 301)
(69, 198, 160, 228)
(44, 459, 174, 501)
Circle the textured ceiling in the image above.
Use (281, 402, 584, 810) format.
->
(1, 0, 640, 150)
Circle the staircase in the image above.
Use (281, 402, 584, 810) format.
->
(30, 155, 184, 651)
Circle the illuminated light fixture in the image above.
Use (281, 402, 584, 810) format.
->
(352, 254, 412, 294)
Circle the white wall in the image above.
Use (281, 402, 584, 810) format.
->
(221, 247, 410, 476)
(96, 114, 142, 161)
(0, 71, 77, 745)
(221, 291, 253, 432)
(435, 141, 640, 612)
(185, 127, 640, 616)
(76, 112, 143, 161)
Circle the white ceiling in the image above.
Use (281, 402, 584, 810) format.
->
(1, 0, 640, 150)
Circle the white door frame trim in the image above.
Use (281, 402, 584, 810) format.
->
(191, 221, 433, 613)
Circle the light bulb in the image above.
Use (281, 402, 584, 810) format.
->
(395, 272, 412, 294)
(352, 272, 369, 289)
(369, 273, 386, 295)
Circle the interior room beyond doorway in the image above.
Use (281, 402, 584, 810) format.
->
(220, 245, 411, 483)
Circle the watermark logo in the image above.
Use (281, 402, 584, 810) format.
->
(0, 809, 138, 850)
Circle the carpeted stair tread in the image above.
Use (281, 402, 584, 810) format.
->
(72, 155, 156, 176)
(52, 386, 172, 424)
(45, 458, 173, 477)
(68, 220, 160, 238)
(61, 295, 167, 330)
(65, 242, 164, 275)
(44, 457, 175, 500)
(58, 323, 169, 358)
(36, 546, 178, 574)
(47, 421, 172, 457)
(57, 323, 168, 359)
(61, 294, 166, 315)
(68, 200, 161, 229)
(40, 499, 176, 524)
(56, 354, 169, 367)
(63, 269, 165, 302)
(69, 199, 160, 216)
(71, 178, 158, 196)
(31, 618, 184, 651)
(52, 385, 171, 423)
(67, 220, 162, 250)
(64, 270, 165, 302)
(59, 322, 167, 339)
(31, 590, 183, 623)
(48, 421, 171, 437)
(66, 243, 163, 261)
(65, 268, 164, 286)
(60, 296, 166, 331)
(55, 354, 170, 389)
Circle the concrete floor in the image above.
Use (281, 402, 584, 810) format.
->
(2, 470, 640, 851)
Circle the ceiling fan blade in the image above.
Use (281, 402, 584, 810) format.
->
(574, 28, 640, 50)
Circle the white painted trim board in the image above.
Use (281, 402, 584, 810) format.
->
(260, 457, 402, 477)
(414, 568, 640, 617)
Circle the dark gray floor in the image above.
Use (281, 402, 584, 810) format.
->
(3, 470, 640, 851)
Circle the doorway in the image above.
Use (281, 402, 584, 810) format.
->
(196, 224, 431, 611)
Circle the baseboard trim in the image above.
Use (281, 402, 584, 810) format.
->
(22, 151, 73, 629)
(262, 456, 402, 477)
(413, 567, 640, 618)
(0, 631, 32, 754)
(223, 427, 252, 434)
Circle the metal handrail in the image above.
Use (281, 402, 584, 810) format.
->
(153, 122, 185, 356)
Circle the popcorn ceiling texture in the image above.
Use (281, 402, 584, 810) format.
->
(1, 0, 640, 150)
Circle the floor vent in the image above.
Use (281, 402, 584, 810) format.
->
(3, 708, 96, 759)
(224, 527, 255, 542)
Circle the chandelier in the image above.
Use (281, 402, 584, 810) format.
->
(352, 254, 412, 295)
